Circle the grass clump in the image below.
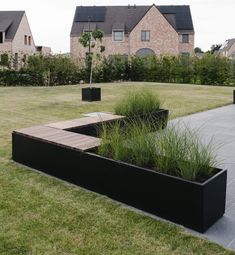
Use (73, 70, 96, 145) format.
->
(154, 124, 219, 181)
(98, 121, 219, 182)
(114, 89, 161, 118)
(98, 121, 156, 167)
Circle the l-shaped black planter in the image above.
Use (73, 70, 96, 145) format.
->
(12, 128, 227, 233)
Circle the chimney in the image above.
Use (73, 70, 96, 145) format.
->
(128, 4, 130, 9)
(134, 4, 136, 9)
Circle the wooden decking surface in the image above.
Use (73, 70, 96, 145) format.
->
(14, 125, 101, 151)
(14, 112, 123, 152)
(45, 113, 124, 130)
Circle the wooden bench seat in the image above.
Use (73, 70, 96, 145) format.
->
(45, 112, 124, 130)
(13, 125, 101, 152)
(13, 112, 125, 152)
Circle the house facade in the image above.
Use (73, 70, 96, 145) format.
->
(219, 39, 235, 58)
(70, 5, 194, 61)
(0, 11, 51, 69)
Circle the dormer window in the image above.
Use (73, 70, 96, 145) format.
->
(182, 34, 189, 43)
(113, 30, 124, 42)
(0, 32, 3, 43)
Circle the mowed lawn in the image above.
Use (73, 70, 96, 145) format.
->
(0, 82, 235, 255)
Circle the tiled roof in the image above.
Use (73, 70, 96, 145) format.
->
(71, 5, 194, 36)
(0, 11, 24, 40)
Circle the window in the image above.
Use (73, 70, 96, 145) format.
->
(28, 36, 31, 45)
(113, 31, 124, 41)
(136, 48, 155, 57)
(182, 34, 189, 43)
(0, 32, 3, 44)
(141, 31, 150, 41)
(24, 35, 27, 45)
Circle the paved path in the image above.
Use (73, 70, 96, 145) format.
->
(172, 105, 235, 250)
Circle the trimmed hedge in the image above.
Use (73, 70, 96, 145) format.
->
(93, 54, 235, 86)
(0, 55, 84, 86)
(0, 54, 235, 86)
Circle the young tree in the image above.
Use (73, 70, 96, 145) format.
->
(79, 28, 105, 85)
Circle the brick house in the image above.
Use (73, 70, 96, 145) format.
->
(0, 11, 51, 69)
(219, 39, 235, 58)
(70, 5, 194, 61)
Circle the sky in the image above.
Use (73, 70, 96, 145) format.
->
(1, 0, 235, 53)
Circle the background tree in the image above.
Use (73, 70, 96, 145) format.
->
(210, 44, 222, 54)
(194, 47, 204, 54)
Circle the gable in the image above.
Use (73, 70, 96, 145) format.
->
(129, 5, 179, 55)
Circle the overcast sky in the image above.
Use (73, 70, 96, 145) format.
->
(1, 0, 235, 53)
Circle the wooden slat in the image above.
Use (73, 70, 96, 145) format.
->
(13, 113, 121, 151)
(45, 113, 125, 130)
(47, 133, 101, 151)
(14, 126, 59, 137)
(14, 125, 100, 152)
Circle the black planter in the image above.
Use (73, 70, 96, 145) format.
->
(82, 87, 101, 102)
(126, 109, 169, 129)
(12, 131, 227, 233)
(69, 109, 169, 137)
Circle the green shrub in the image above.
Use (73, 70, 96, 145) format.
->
(114, 90, 161, 118)
(0, 70, 45, 86)
(193, 54, 231, 85)
(129, 56, 147, 81)
(0, 53, 10, 68)
(0, 55, 86, 86)
(98, 120, 220, 182)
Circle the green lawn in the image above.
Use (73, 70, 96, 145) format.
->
(0, 82, 235, 255)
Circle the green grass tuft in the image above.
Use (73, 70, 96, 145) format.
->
(98, 120, 220, 182)
(154, 123, 219, 181)
(114, 89, 161, 118)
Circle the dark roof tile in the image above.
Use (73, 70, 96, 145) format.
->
(0, 11, 25, 40)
